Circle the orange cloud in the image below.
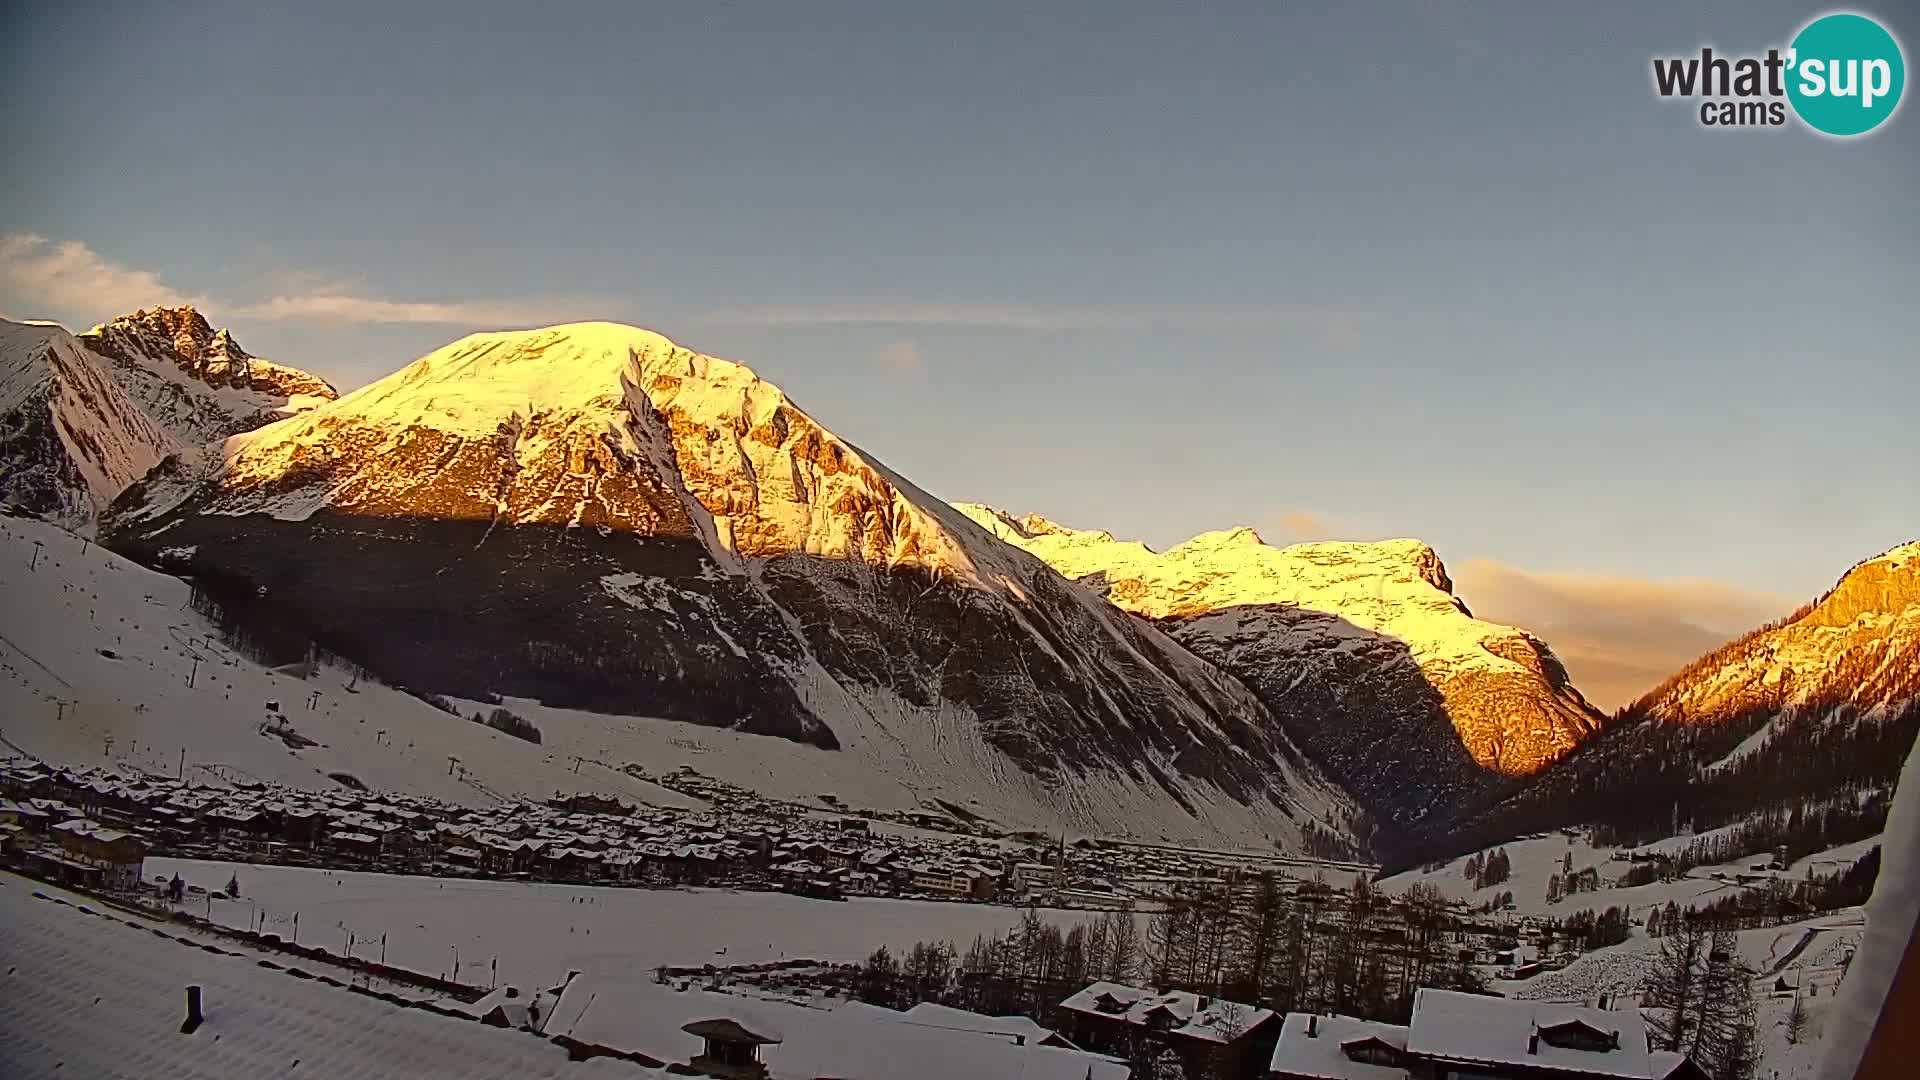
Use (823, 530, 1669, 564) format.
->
(1452, 559, 1796, 712)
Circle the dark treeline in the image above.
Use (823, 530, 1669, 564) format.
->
(186, 577, 380, 686)
(1559, 905, 1631, 949)
(189, 577, 545, 745)
(1297, 818, 1358, 862)
(1463, 847, 1511, 890)
(857, 874, 1488, 1070)
(1646, 848, 1882, 932)
(1615, 795, 1890, 885)
(477, 706, 542, 744)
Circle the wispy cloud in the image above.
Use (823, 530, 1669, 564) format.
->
(698, 301, 1370, 341)
(229, 292, 606, 327)
(1452, 559, 1795, 712)
(1, 233, 605, 328)
(872, 339, 922, 372)
(0, 234, 205, 316)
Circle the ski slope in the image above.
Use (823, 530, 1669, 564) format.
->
(0, 514, 702, 809)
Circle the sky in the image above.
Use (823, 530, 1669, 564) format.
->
(2, 2, 1914, 708)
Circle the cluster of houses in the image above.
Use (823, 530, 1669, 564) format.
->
(1, 752, 1388, 915)
(424, 970, 1707, 1080)
(0, 795, 150, 891)
(1263, 988, 1707, 1080)
(0, 760, 1084, 905)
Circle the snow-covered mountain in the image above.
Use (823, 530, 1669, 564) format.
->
(1433, 540, 1920, 863)
(0, 320, 177, 527)
(0, 308, 335, 530)
(952, 506, 1605, 833)
(78, 305, 337, 445)
(100, 322, 1356, 847)
(1633, 541, 1920, 731)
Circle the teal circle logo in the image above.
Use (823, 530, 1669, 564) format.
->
(1786, 13, 1905, 136)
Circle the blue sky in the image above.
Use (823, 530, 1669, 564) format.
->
(2, 3, 1914, 703)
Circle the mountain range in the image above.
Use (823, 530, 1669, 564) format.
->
(94, 320, 1354, 848)
(3, 308, 1914, 855)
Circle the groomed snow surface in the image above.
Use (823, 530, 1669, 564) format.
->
(0, 872, 661, 1079)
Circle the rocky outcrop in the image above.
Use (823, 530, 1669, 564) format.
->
(0, 308, 338, 531)
(0, 320, 176, 527)
(80, 306, 337, 443)
(954, 505, 1606, 832)
(102, 322, 1356, 847)
(1633, 541, 1920, 730)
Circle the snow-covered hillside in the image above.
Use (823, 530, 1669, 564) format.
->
(95, 323, 1356, 849)
(1380, 826, 1870, 924)
(0, 320, 176, 528)
(1635, 540, 1920, 739)
(0, 309, 336, 532)
(952, 505, 1603, 833)
(1379, 826, 1873, 1079)
(0, 514, 704, 807)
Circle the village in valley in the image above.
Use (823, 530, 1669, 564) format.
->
(1, 744, 1875, 1080)
(0, 750, 1378, 907)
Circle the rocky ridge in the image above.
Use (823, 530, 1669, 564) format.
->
(953, 504, 1606, 832)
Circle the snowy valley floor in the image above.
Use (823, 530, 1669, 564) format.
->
(150, 856, 1088, 989)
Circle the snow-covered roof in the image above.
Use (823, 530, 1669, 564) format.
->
(897, 1000, 1071, 1047)
(49, 818, 136, 844)
(1058, 980, 1273, 1044)
(543, 970, 1127, 1079)
(1268, 1013, 1410, 1080)
(1405, 989, 1652, 1079)
(0, 875, 658, 1078)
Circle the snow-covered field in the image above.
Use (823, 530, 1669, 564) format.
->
(152, 856, 1087, 989)
(1380, 831, 1736, 920)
